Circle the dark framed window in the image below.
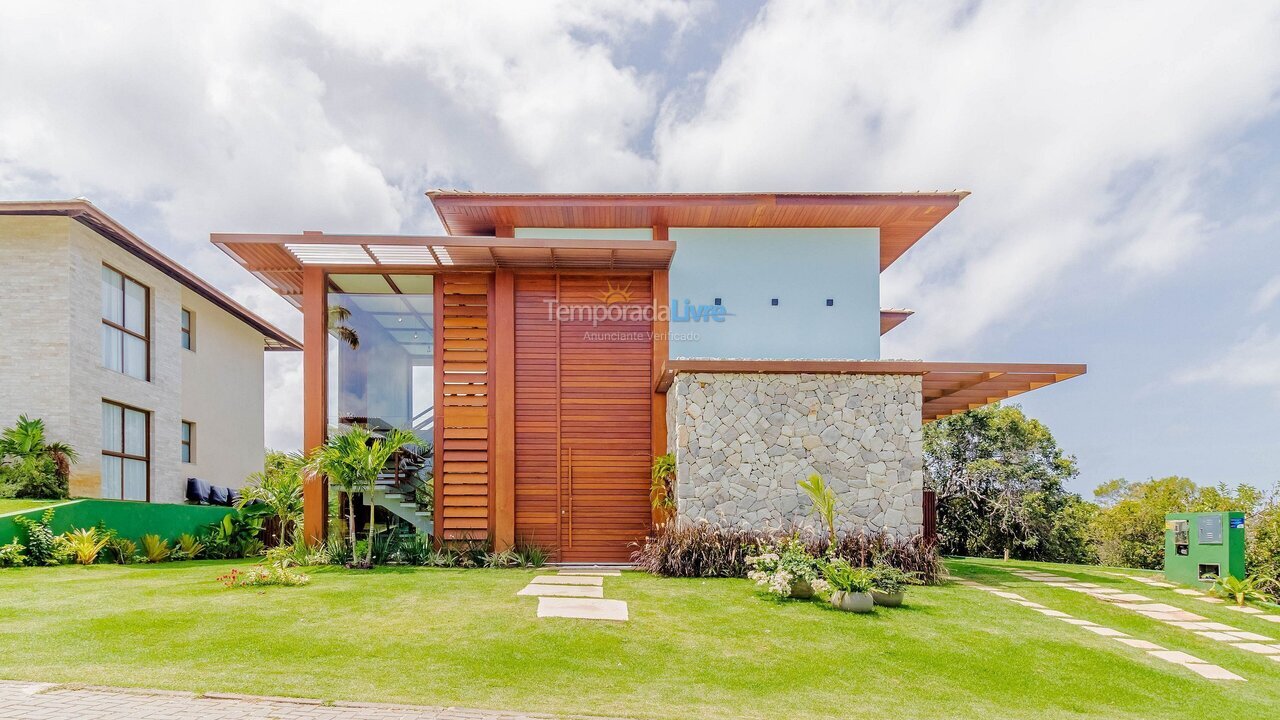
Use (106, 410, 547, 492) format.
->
(101, 400, 149, 501)
(181, 420, 194, 463)
(101, 265, 149, 380)
(181, 308, 194, 351)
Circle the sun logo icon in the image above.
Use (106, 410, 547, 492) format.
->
(595, 280, 634, 305)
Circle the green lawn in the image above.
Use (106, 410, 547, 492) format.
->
(0, 499, 58, 515)
(0, 559, 1276, 719)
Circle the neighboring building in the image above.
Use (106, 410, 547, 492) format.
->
(0, 201, 300, 503)
(215, 191, 1083, 561)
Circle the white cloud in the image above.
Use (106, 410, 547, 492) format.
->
(655, 0, 1280, 356)
(1253, 275, 1280, 313)
(1175, 325, 1280, 395)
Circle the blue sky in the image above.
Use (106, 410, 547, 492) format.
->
(2, 1, 1278, 497)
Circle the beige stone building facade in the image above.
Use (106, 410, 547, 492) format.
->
(0, 201, 299, 503)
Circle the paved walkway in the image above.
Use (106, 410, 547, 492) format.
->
(517, 567, 628, 621)
(0, 681, 621, 720)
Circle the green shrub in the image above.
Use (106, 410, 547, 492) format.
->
(0, 541, 26, 568)
(13, 509, 60, 566)
(823, 559, 874, 594)
(105, 537, 139, 565)
(175, 533, 205, 560)
(61, 528, 108, 565)
(514, 542, 549, 568)
(0, 415, 76, 499)
(141, 534, 171, 563)
(868, 565, 920, 595)
(482, 549, 522, 568)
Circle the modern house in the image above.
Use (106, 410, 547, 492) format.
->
(0, 200, 300, 503)
(214, 192, 1084, 562)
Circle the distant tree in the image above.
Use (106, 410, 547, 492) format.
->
(0, 415, 77, 499)
(1091, 477, 1262, 569)
(925, 404, 1091, 562)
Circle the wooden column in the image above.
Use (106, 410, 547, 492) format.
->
(492, 269, 516, 550)
(301, 265, 329, 544)
(651, 267, 669, 527)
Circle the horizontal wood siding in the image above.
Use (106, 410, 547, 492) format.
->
(438, 274, 491, 540)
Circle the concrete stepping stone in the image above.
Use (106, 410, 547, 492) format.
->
(1014, 601, 1047, 608)
(1128, 603, 1181, 613)
(558, 569, 622, 576)
(1116, 638, 1163, 650)
(1169, 622, 1215, 630)
(1085, 588, 1125, 595)
(1184, 663, 1245, 680)
(1259, 615, 1280, 623)
(531, 575, 604, 586)
(1194, 596, 1225, 604)
(537, 597, 628, 621)
(1149, 650, 1205, 664)
(1148, 581, 1176, 588)
(1226, 631, 1274, 642)
(1083, 626, 1129, 637)
(1174, 588, 1204, 596)
(1106, 594, 1153, 603)
(1141, 611, 1208, 622)
(1033, 609, 1072, 618)
(992, 591, 1026, 600)
(1225, 605, 1263, 614)
(1199, 622, 1239, 631)
(1197, 631, 1240, 642)
(1059, 618, 1098, 626)
(1232, 642, 1280, 655)
(517, 584, 604, 598)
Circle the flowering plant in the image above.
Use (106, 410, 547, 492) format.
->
(218, 564, 310, 588)
(746, 535, 823, 597)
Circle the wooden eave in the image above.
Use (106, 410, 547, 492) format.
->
(653, 359, 1086, 422)
(211, 231, 676, 308)
(0, 200, 300, 350)
(880, 309, 914, 335)
(426, 190, 969, 271)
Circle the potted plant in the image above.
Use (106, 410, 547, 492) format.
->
(823, 558, 875, 613)
(869, 565, 919, 607)
(747, 535, 823, 599)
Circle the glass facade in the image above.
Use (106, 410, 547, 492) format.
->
(326, 273, 436, 437)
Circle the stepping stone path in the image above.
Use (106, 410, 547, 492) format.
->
(955, 577, 1243, 681)
(518, 567, 629, 621)
(1008, 568, 1280, 670)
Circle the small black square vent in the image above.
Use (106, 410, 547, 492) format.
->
(826, 298, 834, 306)
(770, 298, 779, 306)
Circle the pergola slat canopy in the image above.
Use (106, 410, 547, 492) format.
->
(211, 232, 676, 308)
(653, 360, 1085, 422)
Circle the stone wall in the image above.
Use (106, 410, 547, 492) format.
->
(666, 372, 924, 537)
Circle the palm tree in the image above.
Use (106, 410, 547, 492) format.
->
(236, 450, 304, 543)
(328, 305, 359, 349)
(304, 427, 422, 565)
(0, 415, 78, 498)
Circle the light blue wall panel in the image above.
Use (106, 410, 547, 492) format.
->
(667, 228, 880, 360)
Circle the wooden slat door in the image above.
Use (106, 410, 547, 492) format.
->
(514, 273, 653, 563)
(556, 275, 653, 562)
(436, 274, 491, 540)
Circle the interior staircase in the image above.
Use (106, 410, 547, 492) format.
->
(365, 443, 433, 535)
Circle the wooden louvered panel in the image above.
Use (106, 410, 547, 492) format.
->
(437, 274, 492, 539)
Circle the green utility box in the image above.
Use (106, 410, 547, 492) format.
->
(1164, 511, 1245, 586)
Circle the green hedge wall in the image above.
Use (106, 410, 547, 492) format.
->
(0, 499, 235, 545)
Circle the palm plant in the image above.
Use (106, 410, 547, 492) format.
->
(650, 453, 677, 516)
(237, 451, 304, 543)
(0, 415, 77, 498)
(328, 305, 360, 349)
(1209, 573, 1274, 607)
(304, 426, 422, 566)
(799, 473, 837, 547)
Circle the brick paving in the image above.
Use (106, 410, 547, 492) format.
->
(0, 681, 620, 720)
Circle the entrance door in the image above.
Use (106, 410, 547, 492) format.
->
(514, 273, 653, 563)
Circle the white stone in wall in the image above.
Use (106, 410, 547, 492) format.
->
(667, 372, 925, 538)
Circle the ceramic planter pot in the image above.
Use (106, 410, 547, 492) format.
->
(831, 590, 875, 613)
(871, 590, 905, 607)
(790, 579, 814, 599)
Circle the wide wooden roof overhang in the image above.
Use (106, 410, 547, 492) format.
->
(428, 191, 969, 271)
(653, 360, 1086, 422)
(212, 231, 676, 308)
